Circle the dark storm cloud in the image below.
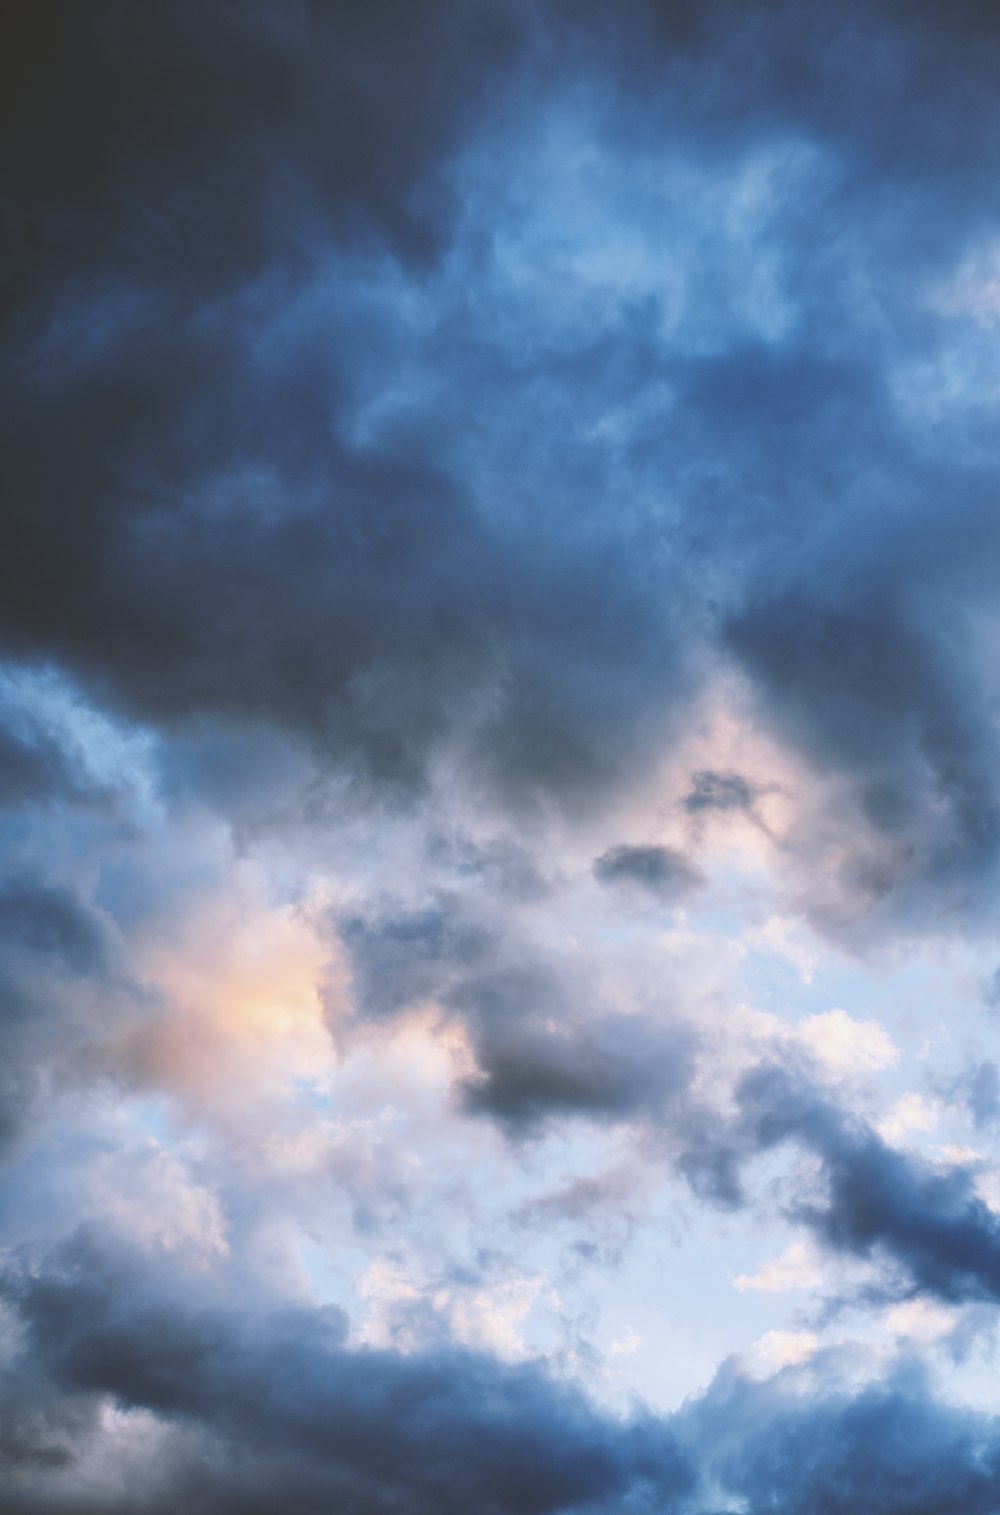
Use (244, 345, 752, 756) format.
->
(3, 0, 1000, 890)
(681, 1061, 1000, 1304)
(678, 1353, 1000, 1515)
(593, 844, 703, 900)
(7, 1231, 1000, 1515)
(725, 565, 1000, 935)
(0, 0, 700, 816)
(1, 0, 519, 319)
(0, 1229, 693, 1515)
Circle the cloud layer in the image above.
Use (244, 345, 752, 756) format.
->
(4, 2, 1000, 1511)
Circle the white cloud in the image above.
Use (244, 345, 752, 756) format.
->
(749, 1330, 819, 1375)
(734, 1240, 823, 1294)
(796, 1008, 898, 1077)
(877, 1093, 940, 1144)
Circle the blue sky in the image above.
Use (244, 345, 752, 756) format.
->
(4, 4, 1000, 1511)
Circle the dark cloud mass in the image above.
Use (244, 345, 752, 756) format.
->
(0, 0, 996, 852)
(0, 1231, 693, 1515)
(678, 1355, 1000, 1515)
(5, 1234, 1000, 1515)
(4, 1, 1000, 1512)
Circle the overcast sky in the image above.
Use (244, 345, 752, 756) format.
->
(4, 3, 1000, 1511)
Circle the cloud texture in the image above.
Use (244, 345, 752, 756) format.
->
(4, 2, 1000, 1511)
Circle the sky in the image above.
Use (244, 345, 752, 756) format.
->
(3, 2, 1000, 1510)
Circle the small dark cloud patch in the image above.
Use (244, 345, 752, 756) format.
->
(594, 844, 702, 900)
(682, 769, 759, 815)
(460, 1010, 696, 1132)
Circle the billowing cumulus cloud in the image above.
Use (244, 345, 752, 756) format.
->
(4, 1, 1000, 1511)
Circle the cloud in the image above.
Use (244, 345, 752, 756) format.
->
(0, 878, 108, 979)
(7, 1232, 1000, 1515)
(682, 768, 762, 817)
(686, 1063, 1000, 1303)
(0, 1229, 694, 1515)
(678, 1350, 1000, 1515)
(0, 704, 101, 813)
(593, 844, 703, 900)
(3, 0, 1000, 905)
(337, 898, 699, 1133)
(0, 875, 119, 1152)
(965, 1062, 1000, 1130)
(795, 1009, 899, 1078)
(5, 3, 1000, 1509)
(459, 998, 696, 1131)
(734, 1240, 823, 1294)
(339, 901, 493, 1021)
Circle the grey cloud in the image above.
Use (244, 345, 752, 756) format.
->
(426, 833, 550, 903)
(460, 1001, 696, 1131)
(594, 844, 703, 900)
(0, 877, 120, 1154)
(682, 769, 761, 816)
(338, 897, 698, 1134)
(680, 1061, 1000, 1304)
(3, 0, 1000, 912)
(339, 900, 494, 1021)
(726, 583, 1000, 938)
(678, 1351, 1000, 1515)
(8, 1231, 1000, 1515)
(0, 1229, 693, 1515)
(1, 0, 522, 325)
(0, 706, 101, 813)
(0, 879, 107, 980)
(444, 958, 697, 1133)
(0, 1, 703, 820)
